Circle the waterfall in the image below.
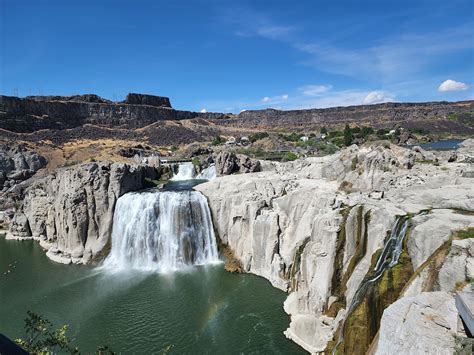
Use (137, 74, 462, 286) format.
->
(333, 216, 410, 353)
(197, 164, 217, 180)
(171, 162, 195, 180)
(103, 189, 219, 272)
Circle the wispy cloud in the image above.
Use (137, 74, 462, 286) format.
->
(261, 94, 288, 103)
(223, 6, 473, 83)
(299, 84, 333, 96)
(201, 85, 395, 112)
(295, 24, 473, 81)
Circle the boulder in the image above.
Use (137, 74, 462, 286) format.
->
(214, 152, 261, 176)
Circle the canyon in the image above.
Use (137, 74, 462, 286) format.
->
(3, 137, 473, 353)
(1, 94, 473, 149)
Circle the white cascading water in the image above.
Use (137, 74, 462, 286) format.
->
(171, 162, 195, 180)
(197, 164, 217, 180)
(103, 189, 219, 272)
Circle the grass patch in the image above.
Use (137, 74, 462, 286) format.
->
(454, 227, 474, 240)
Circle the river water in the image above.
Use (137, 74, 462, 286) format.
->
(0, 236, 305, 354)
(0, 162, 304, 354)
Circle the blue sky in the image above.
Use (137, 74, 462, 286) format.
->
(1, 0, 473, 113)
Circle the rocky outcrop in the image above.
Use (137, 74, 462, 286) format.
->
(213, 152, 261, 176)
(6, 162, 158, 264)
(0, 144, 47, 190)
(122, 93, 171, 108)
(375, 292, 462, 355)
(197, 141, 474, 354)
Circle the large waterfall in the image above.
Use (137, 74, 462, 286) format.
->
(103, 188, 219, 272)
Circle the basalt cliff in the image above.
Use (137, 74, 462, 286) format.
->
(5, 139, 474, 354)
(1, 94, 473, 147)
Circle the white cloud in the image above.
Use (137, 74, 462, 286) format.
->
(363, 91, 394, 104)
(299, 84, 332, 96)
(438, 79, 469, 92)
(200, 108, 207, 113)
(255, 25, 294, 40)
(261, 94, 288, 103)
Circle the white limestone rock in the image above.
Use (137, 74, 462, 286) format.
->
(375, 292, 461, 355)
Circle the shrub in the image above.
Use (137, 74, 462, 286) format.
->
(248, 132, 269, 143)
(282, 152, 298, 161)
(211, 136, 224, 146)
(351, 156, 358, 170)
(361, 126, 374, 137)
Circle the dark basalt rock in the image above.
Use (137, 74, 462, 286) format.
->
(26, 94, 112, 104)
(123, 93, 172, 108)
(0, 94, 225, 133)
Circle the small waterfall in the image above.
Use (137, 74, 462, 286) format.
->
(103, 189, 219, 272)
(171, 162, 195, 181)
(333, 216, 410, 353)
(197, 164, 217, 180)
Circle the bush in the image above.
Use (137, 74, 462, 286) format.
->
(361, 126, 374, 137)
(212, 136, 224, 146)
(328, 130, 343, 138)
(282, 152, 298, 161)
(320, 127, 328, 135)
(248, 132, 269, 143)
(331, 137, 345, 147)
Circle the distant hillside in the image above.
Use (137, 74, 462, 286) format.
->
(0, 94, 472, 146)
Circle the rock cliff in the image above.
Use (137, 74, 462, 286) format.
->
(0, 94, 225, 133)
(196, 142, 474, 354)
(7, 162, 158, 264)
(5, 140, 474, 353)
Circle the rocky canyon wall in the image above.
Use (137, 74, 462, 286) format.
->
(197, 142, 474, 353)
(7, 162, 158, 264)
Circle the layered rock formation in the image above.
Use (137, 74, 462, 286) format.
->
(7, 162, 158, 264)
(1, 94, 473, 137)
(217, 101, 474, 134)
(0, 94, 225, 133)
(196, 142, 474, 354)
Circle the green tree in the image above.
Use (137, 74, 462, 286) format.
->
(343, 124, 353, 146)
(15, 311, 114, 355)
(15, 311, 80, 354)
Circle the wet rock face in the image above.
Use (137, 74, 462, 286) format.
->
(7, 162, 158, 264)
